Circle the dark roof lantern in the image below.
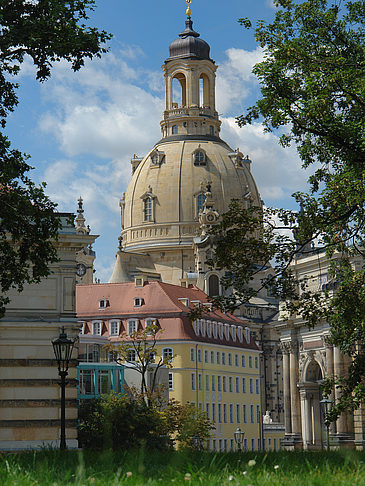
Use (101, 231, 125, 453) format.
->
(168, 19, 211, 61)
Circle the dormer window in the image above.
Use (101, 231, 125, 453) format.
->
(134, 297, 143, 307)
(193, 320, 200, 336)
(92, 321, 102, 335)
(231, 325, 237, 342)
(99, 299, 109, 309)
(150, 149, 165, 166)
(245, 327, 251, 344)
(193, 148, 206, 166)
(178, 297, 189, 307)
(224, 324, 230, 340)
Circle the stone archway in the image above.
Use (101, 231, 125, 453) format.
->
(298, 359, 323, 449)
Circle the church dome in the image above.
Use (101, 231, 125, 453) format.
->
(168, 19, 211, 61)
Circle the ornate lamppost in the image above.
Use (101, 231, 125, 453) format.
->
(191, 433, 203, 450)
(52, 327, 75, 450)
(320, 396, 333, 452)
(234, 427, 245, 452)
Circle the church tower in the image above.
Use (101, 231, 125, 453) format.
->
(113, 7, 261, 294)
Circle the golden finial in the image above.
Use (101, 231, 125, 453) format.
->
(185, 0, 192, 18)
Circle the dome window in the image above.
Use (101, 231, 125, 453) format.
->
(193, 149, 206, 166)
(196, 192, 206, 216)
(209, 125, 214, 135)
(150, 149, 165, 167)
(140, 186, 157, 223)
(172, 125, 178, 134)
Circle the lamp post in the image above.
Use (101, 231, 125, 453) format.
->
(52, 327, 75, 450)
(191, 433, 203, 450)
(320, 396, 333, 452)
(234, 427, 245, 452)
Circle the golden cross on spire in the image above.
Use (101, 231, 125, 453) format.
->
(185, 0, 192, 18)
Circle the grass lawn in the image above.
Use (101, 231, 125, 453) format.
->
(1, 449, 365, 485)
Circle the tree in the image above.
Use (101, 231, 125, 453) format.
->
(0, 1, 111, 317)
(210, 0, 365, 419)
(105, 322, 172, 405)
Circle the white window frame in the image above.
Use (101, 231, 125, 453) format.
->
(193, 320, 199, 336)
(127, 349, 137, 363)
(127, 319, 137, 336)
(231, 325, 237, 341)
(224, 324, 230, 340)
(190, 348, 195, 362)
(206, 320, 212, 338)
(218, 323, 223, 339)
(145, 318, 156, 334)
(109, 320, 120, 337)
(200, 319, 206, 337)
(213, 321, 217, 338)
(168, 372, 174, 390)
(237, 327, 243, 343)
(92, 321, 102, 336)
(134, 297, 143, 307)
(162, 347, 173, 361)
(245, 327, 251, 343)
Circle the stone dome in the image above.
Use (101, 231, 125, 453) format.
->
(168, 19, 211, 61)
(121, 139, 261, 253)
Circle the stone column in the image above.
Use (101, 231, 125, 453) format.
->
(281, 343, 292, 434)
(324, 338, 336, 434)
(289, 342, 301, 434)
(299, 387, 311, 448)
(333, 346, 346, 435)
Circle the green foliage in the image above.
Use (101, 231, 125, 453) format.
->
(78, 393, 212, 451)
(1, 449, 365, 485)
(210, 0, 365, 419)
(0, 1, 111, 317)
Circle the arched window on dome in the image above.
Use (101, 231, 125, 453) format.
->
(208, 274, 220, 297)
(144, 197, 153, 221)
(196, 193, 206, 216)
(172, 125, 178, 135)
(172, 73, 187, 108)
(194, 150, 206, 166)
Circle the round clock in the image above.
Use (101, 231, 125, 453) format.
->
(76, 263, 87, 277)
(206, 214, 215, 222)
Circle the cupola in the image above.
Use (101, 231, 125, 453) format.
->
(168, 19, 211, 61)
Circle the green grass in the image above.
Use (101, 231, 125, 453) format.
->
(1, 449, 365, 485)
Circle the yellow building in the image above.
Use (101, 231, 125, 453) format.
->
(77, 280, 262, 451)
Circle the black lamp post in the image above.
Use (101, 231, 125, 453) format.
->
(52, 327, 75, 450)
(191, 433, 203, 450)
(234, 427, 245, 452)
(320, 396, 333, 452)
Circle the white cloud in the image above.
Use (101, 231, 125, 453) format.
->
(216, 46, 264, 114)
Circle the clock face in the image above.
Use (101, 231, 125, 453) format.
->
(77, 263, 86, 277)
(206, 213, 215, 222)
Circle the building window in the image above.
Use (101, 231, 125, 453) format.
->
(98, 299, 109, 309)
(204, 350, 208, 363)
(200, 320, 206, 336)
(172, 125, 178, 134)
(145, 318, 156, 334)
(249, 356, 253, 368)
(149, 351, 156, 363)
(250, 404, 254, 423)
(243, 404, 247, 423)
(198, 373, 202, 390)
(249, 378, 253, 394)
(191, 373, 196, 390)
(196, 192, 206, 215)
(134, 297, 143, 307)
(168, 372, 174, 390)
(109, 321, 119, 336)
(229, 404, 233, 423)
(143, 197, 153, 221)
(127, 349, 136, 362)
(216, 351, 220, 364)
(93, 344, 100, 363)
(212, 403, 216, 422)
(190, 348, 195, 361)
(242, 355, 245, 367)
(222, 352, 226, 365)
(218, 323, 223, 339)
(127, 320, 137, 336)
(224, 324, 230, 340)
(244, 438, 248, 451)
(238, 327, 243, 343)
(255, 356, 259, 368)
(205, 375, 210, 391)
(217, 376, 222, 392)
(162, 348, 173, 361)
(208, 274, 219, 297)
(256, 378, 259, 394)
(236, 404, 240, 423)
(193, 149, 206, 166)
(223, 404, 227, 423)
(213, 322, 217, 338)
(197, 349, 202, 363)
(222, 376, 227, 392)
(228, 376, 233, 392)
(218, 404, 222, 423)
(235, 377, 239, 393)
(211, 375, 215, 391)
(206, 403, 210, 419)
(193, 320, 200, 336)
(228, 353, 232, 366)
(207, 321, 212, 337)
(257, 405, 260, 423)
(251, 438, 255, 451)
(210, 351, 214, 363)
(245, 328, 251, 343)
(92, 321, 102, 335)
(209, 125, 214, 135)
(235, 354, 239, 367)
(231, 326, 236, 341)
(242, 377, 246, 393)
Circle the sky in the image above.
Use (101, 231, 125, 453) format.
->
(5, 0, 312, 282)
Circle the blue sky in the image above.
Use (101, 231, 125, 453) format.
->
(5, 0, 311, 282)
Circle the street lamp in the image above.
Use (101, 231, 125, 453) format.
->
(320, 396, 333, 452)
(52, 327, 75, 450)
(234, 427, 245, 452)
(191, 433, 203, 450)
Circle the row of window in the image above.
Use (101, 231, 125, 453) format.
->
(83, 318, 157, 337)
(193, 320, 251, 344)
(207, 437, 280, 452)
(168, 126, 215, 138)
(190, 348, 259, 369)
(194, 401, 260, 425)
(191, 373, 260, 394)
